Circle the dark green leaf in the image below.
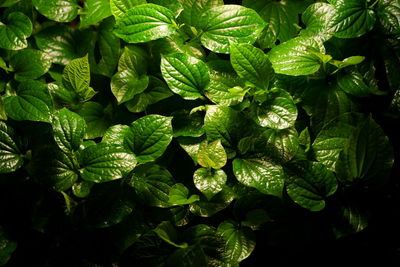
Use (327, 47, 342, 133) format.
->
(230, 43, 273, 89)
(154, 221, 188, 248)
(77, 102, 112, 139)
(161, 53, 210, 100)
(4, 80, 53, 122)
(46, 148, 79, 191)
(193, 168, 227, 200)
(189, 186, 235, 217)
(232, 157, 285, 197)
(198, 5, 266, 53)
(0, 228, 17, 265)
(205, 72, 246, 106)
(80, 0, 111, 29)
(285, 161, 338, 211)
(32, 0, 79, 22)
(172, 109, 205, 138)
(51, 108, 86, 152)
(128, 163, 174, 208)
(330, 0, 376, 38)
(111, 71, 149, 104)
(0, 121, 24, 173)
(118, 45, 149, 75)
(217, 221, 255, 263)
(9, 49, 52, 80)
(125, 114, 173, 163)
(260, 128, 299, 162)
(0, 12, 32, 50)
(72, 180, 93, 198)
(243, 0, 298, 49)
(80, 143, 137, 183)
(377, 0, 400, 35)
(113, 4, 177, 43)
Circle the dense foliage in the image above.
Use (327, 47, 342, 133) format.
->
(0, 0, 399, 265)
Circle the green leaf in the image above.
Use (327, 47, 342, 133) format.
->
(161, 53, 210, 100)
(35, 25, 80, 65)
(118, 45, 149, 75)
(80, 143, 137, 183)
(128, 163, 174, 208)
(51, 108, 86, 152)
(330, 0, 376, 38)
(189, 186, 235, 217)
(205, 72, 246, 106)
(4, 81, 53, 122)
(180, 0, 224, 27)
(285, 161, 338, 211)
(125, 76, 173, 113)
(301, 2, 337, 41)
(312, 112, 365, 171)
(230, 43, 273, 89)
(168, 183, 200, 205)
(77, 102, 112, 139)
(329, 56, 365, 70)
(110, 0, 147, 20)
(198, 5, 266, 53)
(62, 55, 96, 102)
(32, 0, 79, 22)
(217, 221, 255, 263)
(0, 12, 32, 50)
(0, 227, 17, 266)
(204, 105, 253, 154)
(154, 221, 188, 248)
(198, 140, 227, 169)
(113, 4, 176, 43)
(80, 0, 111, 29)
(260, 128, 299, 162)
(177, 136, 207, 165)
(243, 0, 298, 49)
(125, 115, 173, 163)
(377, 0, 400, 35)
(72, 180, 93, 198)
(254, 88, 297, 130)
(111, 71, 149, 104)
(0, 121, 24, 173)
(9, 49, 52, 81)
(46, 148, 79, 191)
(335, 116, 394, 185)
(232, 157, 285, 197)
(193, 168, 227, 200)
(172, 109, 205, 138)
(102, 124, 131, 145)
(332, 201, 368, 239)
(268, 37, 324, 76)
(337, 69, 384, 97)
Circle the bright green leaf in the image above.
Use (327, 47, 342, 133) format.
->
(32, 0, 79, 22)
(80, 0, 111, 29)
(198, 140, 227, 169)
(110, 0, 147, 20)
(111, 71, 149, 104)
(193, 168, 227, 200)
(168, 183, 200, 205)
(180, 0, 224, 27)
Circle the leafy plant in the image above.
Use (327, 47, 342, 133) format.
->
(0, 0, 399, 266)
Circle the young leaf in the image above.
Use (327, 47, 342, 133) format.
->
(128, 163, 174, 208)
(80, 143, 137, 183)
(254, 88, 298, 130)
(113, 4, 177, 43)
(330, 0, 376, 38)
(0, 121, 24, 173)
(232, 157, 285, 197)
(0, 12, 32, 50)
(4, 81, 53, 122)
(161, 53, 210, 100)
(32, 0, 79, 22)
(243, 0, 298, 49)
(193, 168, 227, 200)
(125, 115, 173, 163)
(268, 37, 324, 76)
(72, 180, 93, 198)
(110, 0, 147, 20)
(9, 49, 52, 81)
(230, 43, 273, 89)
(51, 108, 86, 152)
(62, 55, 96, 102)
(111, 70, 149, 104)
(217, 221, 256, 263)
(285, 161, 338, 211)
(198, 5, 266, 53)
(197, 140, 227, 169)
(168, 183, 200, 206)
(79, 0, 111, 29)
